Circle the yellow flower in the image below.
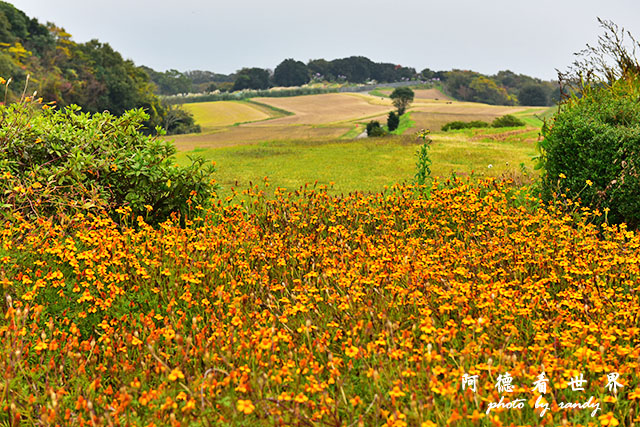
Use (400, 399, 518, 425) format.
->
(586, 179, 593, 186)
(629, 388, 640, 400)
(388, 386, 405, 398)
(236, 399, 255, 414)
(559, 173, 566, 179)
(168, 368, 184, 381)
(34, 340, 48, 352)
(294, 393, 309, 403)
(345, 345, 359, 358)
(599, 412, 619, 426)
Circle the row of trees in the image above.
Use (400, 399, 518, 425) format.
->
(144, 56, 418, 95)
(0, 2, 198, 135)
(145, 60, 559, 107)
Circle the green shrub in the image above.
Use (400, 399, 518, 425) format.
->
(468, 120, 489, 128)
(538, 76, 640, 227)
(492, 114, 525, 127)
(0, 99, 217, 223)
(387, 111, 399, 131)
(441, 121, 468, 131)
(441, 120, 489, 131)
(366, 120, 385, 137)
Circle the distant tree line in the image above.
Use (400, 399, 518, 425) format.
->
(144, 56, 418, 96)
(0, 1, 198, 135)
(146, 60, 559, 107)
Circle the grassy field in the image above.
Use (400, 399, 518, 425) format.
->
(177, 129, 539, 199)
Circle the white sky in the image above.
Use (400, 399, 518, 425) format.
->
(9, 0, 640, 80)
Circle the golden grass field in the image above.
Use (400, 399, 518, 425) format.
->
(182, 100, 275, 132)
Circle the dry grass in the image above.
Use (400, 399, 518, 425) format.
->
(183, 101, 273, 132)
(249, 93, 391, 125)
(413, 88, 452, 100)
(171, 125, 351, 151)
(174, 93, 547, 150)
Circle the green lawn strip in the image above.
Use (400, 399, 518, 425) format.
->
(391, 112, 415, 135)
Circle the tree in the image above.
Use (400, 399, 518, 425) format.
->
(421, 68, 436, 80)
(274, 58, 309, 87)
(232, 67, 270, 91)
(390, 87, 414, 115)
(518, 83, 549, 106)
(387, 111, 399, 131)
(468, 76, 514, 105)
(307, 58, 332, 81)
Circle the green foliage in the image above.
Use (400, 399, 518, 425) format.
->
(518, 83, 549, 106)
(366, 120, 385, 137)
(468, 120, 490, 128)
(307, 56, 416, 83)
(274, 58, 310, 87)
(162, 104, 201, 135)
(492, 114, 525, 128)
(0, 98, 217, 223)
(414, 129, 432, 185)
(0, 2, 170, 133)
(538, 76, 640, 227)
(387, 111, 399, 131)
(441, 121, 468, 131)
(444, 69, 557, 106)
(233, 67, 270, 91)
(141, 67, 192, 95)
(390, 87, 414, 115)
(441, 120, 489, 131)
(469, 76, 516, 105)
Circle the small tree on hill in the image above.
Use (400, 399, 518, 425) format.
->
(387, 111, 399, 131)
(390, 87, 414, 115)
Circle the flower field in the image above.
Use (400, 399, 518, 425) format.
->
(2, 179, 640, 426)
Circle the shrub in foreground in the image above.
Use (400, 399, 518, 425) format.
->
(539, 76, 640, 227)
(0, 98, 217, 223)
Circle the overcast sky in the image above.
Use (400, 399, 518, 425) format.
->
(9, 0, 640, 80)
